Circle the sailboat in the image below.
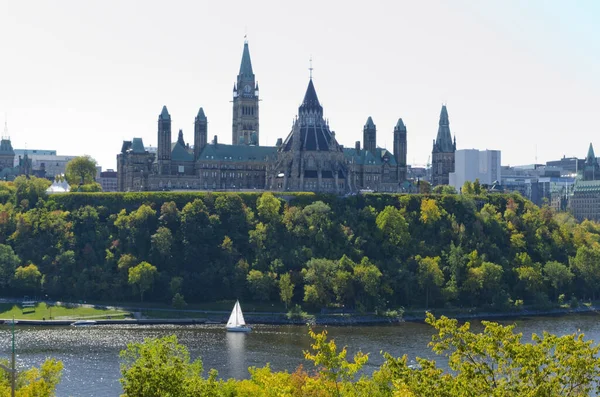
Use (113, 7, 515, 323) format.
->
(226, 300, 251, 332)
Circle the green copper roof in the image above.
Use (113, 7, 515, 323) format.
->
(171, 142, 194, 162)
(131, 138, 145, 153)
(160, 106, 170, 120)
(344, 147, 397, 166)
(177, 129, 185, 146)
(434, 105, 454, 153)
(586, 143, 597, 165)
(239, 42, 254, 78)
(196, 107, 206, 120)
(199, 143, 276, 162)
(365, 117, 375, 129)
(0, 138, 14, 154)
(395, 118, 406, 131)
(573, 179, 600, 193)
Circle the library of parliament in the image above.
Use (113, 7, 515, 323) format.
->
(117, 41, 423, 193)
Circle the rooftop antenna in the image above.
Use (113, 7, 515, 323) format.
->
(309, 56, 313, 79)
(535, 144, 538, 164)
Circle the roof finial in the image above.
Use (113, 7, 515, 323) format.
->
(244, 27, 248, 44)
(3, 113, 8, 140)
(309, 56, 313, 80)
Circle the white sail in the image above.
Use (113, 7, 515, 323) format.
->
(236, 302, 246, 326)
(227, 300, 246, 327)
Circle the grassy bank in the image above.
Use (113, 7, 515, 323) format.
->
(0, 302, 130, 320)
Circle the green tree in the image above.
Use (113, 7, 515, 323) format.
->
(416, 256, 444, 309)
(0, 243, 20, 289)
(462, 180, 475, 194)
(278, 273, 294, 309)
(246, 269, 276, 301)
(65, 155, 98, 186)
(0, 358, 63, 397)
(570, 244, 600, 299)
(543, 261, 574, 301)
(420, 198, 443, 225)
(120, 335, 203, 397)
(433, 185, 457, 194)
(386, 313, 600, 396)
(13, 263, 42, 294)
(376, 206, 409, 249)
(128, 261, 158, 302)
(257, 192, 281, 222)
(13, 176, 51, 208)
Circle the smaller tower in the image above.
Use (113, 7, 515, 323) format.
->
(431, 105, 456, 186)
(393, 118, 407, 182)
(157, 105, 172, 175)
(0, 119, 15, 171)
(363, 117, 377, 153)
(177, 129, 185, 147)
(583, 143, 600, 181)
(194, 107, 208, 159)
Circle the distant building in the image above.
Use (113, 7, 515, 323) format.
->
(569, 143, 600, 221)
(99, 169, 118, 192)
(546, 156, 584, 175)
(501, 163, 574, 207)
(13, 149, 77, 178)
(431, 105, 456, 186)
(449, 149, 501, 193)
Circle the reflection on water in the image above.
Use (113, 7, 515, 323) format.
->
(0, 314, 598, 396)
(225, 332, 247, 379)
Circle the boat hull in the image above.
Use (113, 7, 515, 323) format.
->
(226, 326, 251, 333)
(71, 320, 97, 327)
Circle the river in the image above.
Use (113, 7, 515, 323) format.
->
(1, 313, 599, 396)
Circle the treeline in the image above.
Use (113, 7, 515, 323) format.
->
(0, 176, 599, 312)
(119, 314, 600, 396)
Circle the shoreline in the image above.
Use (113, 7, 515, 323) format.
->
(2, 304, 599, 327)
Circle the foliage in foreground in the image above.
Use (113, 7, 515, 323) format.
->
(0, 358, 63, 397)
(119, 314, 600, 396)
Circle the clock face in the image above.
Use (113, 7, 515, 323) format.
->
(244, 85, 252, 93)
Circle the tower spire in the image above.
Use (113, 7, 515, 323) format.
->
(3, 114, 8, 140)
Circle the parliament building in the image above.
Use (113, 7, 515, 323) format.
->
(117, 41, 408, 193)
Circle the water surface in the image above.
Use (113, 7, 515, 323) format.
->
(1, 314, 599, 396)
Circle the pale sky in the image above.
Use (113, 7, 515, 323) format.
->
(1, 0, 599, 170)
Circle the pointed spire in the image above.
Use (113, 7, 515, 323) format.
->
(299, 79, 322, 114)
(160, 105, 170, 120)
(439, 105, 449, 126)
(434, 105, 454, 153)
(2, 114, 8, 139)
(177, 129, 185, 146)
(233, 83, 237, 91)
(586, 143, 597, 165)
(238, 41, 254, 78)
(395, 118, 406, 131)
(365, 117, 375, 129)
(196, 107, 206, 120)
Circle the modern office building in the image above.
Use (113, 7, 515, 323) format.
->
(449, 149, 501, 193)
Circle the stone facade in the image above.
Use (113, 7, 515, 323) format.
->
(117, 42, 409, 193)
(431, 105, 456, 186)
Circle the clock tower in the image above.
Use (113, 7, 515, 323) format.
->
(232, 40, 260, 145)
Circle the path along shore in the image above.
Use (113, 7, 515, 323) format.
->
(1, 299, 599, 327)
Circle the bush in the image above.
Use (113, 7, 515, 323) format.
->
(514, 299, 524, 310)
(570, 296, 579, 308)
(172, 293, 187, 309)
(286, 304, 313, 321)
